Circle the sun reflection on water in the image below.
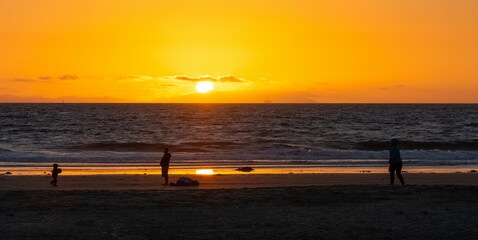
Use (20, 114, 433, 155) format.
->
(196, 169, 214, 175)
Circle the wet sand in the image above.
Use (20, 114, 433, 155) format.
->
(1, 173, 478, 190)
(1, 173, 478, 239)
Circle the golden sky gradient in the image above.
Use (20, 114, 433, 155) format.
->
(1, 0, 478, 103)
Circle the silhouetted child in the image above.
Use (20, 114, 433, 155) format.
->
(50, 164, 62, 187)
(160, 148, 172, 185)
(389, 139, 405, 185)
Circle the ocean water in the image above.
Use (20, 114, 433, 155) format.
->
(1, 104, 478, 173)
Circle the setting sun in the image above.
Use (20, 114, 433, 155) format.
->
(195, 81, 214, 93)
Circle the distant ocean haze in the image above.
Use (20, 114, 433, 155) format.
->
(0, 103, 477, 168)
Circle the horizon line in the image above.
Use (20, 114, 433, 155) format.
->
(1, 102, 478, 104)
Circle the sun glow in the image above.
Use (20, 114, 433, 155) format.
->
(196, 169, 214, 175)
(2, 1, 478, 103)
(195, 81, 214, 93)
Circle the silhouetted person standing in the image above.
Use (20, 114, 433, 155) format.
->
(160, 148, 171, 185)
(389, 139, 405, 185)
(50, 163, 62, 187)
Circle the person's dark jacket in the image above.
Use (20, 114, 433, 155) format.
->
(160, 153, 171, 166)
(389, 139, 401, 164)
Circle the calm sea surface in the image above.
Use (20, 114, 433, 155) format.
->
(1, 104, 478, 172)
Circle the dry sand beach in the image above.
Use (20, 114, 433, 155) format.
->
(1, 173, 478, 239)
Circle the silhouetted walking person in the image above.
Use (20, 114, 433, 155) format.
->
(50, 164, 62, 187)
(160, 148, 171, 185)
(389, 139, 405, 185)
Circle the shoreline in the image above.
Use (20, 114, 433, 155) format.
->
(2, 162, 478, 176)
(1, 173, 478, 190)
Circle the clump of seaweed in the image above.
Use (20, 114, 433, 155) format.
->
(236, 167, 254, 172)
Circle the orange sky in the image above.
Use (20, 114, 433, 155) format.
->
(1, 0, 478, 103)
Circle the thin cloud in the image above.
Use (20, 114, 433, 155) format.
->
(10, 76, 56, 82)
(11, 75, 78, 82)
(10, 78, 36, 82)
(117, 75, 155, 82)
(159, 83, 178, 87)
(117, 75, 178, 88)
(173, 75, 244, 83)
(58, 74, 79, 80)
(217, 75, 243, 82)
(175, 76, 213, 81)
(372, 84, 405, 90)
(0, 87, 17, 92)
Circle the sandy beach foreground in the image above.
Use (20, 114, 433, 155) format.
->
(1, 173, 478, 239)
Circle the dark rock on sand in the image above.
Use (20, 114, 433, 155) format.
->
(236, 167, 254, 172)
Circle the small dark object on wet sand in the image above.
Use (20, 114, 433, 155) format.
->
(470, 170, 477, 172)
(236, 167, 254, 172)
(5, 172, 12, 175)
(170, 177, 199, 186)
